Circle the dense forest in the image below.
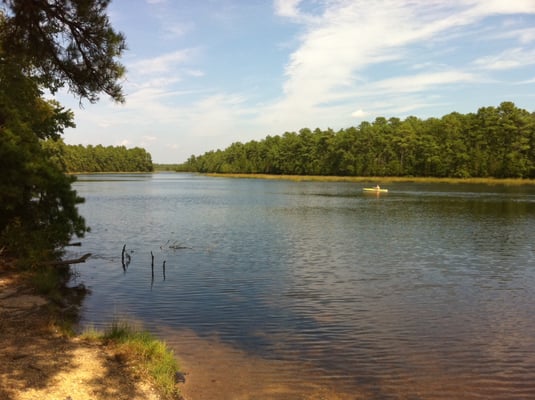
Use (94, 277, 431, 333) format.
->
(182, 102, 535, 179)
(43, 139, 153, 172)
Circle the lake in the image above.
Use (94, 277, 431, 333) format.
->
(71, 173, 535, 399)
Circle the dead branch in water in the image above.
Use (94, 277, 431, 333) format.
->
(121, 244, 127, 271)
(43, 253, 92, 266)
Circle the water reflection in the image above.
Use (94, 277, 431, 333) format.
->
(72, 174, 535, 399)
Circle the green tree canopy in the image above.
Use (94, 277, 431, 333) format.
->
(1, 0, 126, 103)
(0, 0, 126, 263)
(45, 140, 154, 173)
(182, 102, 535, 179)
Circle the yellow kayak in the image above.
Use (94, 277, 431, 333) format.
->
(363, 187, 388, 193)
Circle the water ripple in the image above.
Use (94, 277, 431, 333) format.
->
(73, 174, 535, 399)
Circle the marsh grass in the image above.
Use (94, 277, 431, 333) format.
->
(206, 173, 535, 185)
(80, 324, 101, 341)
(83, 321, 181, 399)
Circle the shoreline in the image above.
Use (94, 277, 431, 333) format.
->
(204, 173, 535, 185)
(68, 170, 535, 185)
(0, 260, 183, 400)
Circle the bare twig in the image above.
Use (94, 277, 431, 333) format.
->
(42, 253, 92, 266)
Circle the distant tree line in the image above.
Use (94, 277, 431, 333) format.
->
(153, 163, 181, 171)
(43, 139, 153, 173)
(182, 102, 535, 179)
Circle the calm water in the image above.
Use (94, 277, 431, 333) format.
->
(71, 173, 535, 399)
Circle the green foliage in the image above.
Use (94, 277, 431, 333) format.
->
(1, 0, 126, 103)
(0, 0, 126, 261)
(0, 79, 87, 262)
(182, 102, 535, 179)
(43, 139, 154, 172)
(155, 163, 182, 172)
(102, 321, 181, 399)
(29, 265, 73, 304)
(31, 267, 63, 296)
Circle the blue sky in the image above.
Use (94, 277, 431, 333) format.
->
(58, 0, 535, 163)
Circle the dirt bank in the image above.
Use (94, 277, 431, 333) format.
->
(0, 264, 162, 400)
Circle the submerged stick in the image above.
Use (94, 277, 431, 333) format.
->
(44, 253, 92, 266)
(150, 251, 155, 289)
(151, 251, 155, 279)
(121, 244, 127, 271)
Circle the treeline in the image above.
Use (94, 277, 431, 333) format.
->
(154, 163, 181, 171)
(43, 139, 153, 173)
(182, 102, 535, 179)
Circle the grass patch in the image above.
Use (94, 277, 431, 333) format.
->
(205, 173, 535, 185)
(84, 321, 182, 399)
(79, 324, 102, 341)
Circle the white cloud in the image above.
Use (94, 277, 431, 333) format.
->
(117, 50, 205, 126)
(189, 94, 250, 134)
(491, 26, 535, 44)
(163, 22, 193, 38)
(351, 109, 369, 118)
(131, 49, 197, 75)
(373, 70, 476, 93)
(473, 48, 535, 70)
(185, 69, 205, 78)
(470, 0, 535, 15)
(269, 0, 535, 122)
(519, 76, 535, 84)
(97, 120, 112, 128)
(274, 0, 303, 19)
(510, 27, 535, 44)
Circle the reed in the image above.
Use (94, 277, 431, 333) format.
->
(205, 173, 535, 185)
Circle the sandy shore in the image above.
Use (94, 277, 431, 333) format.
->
(0, 264, 165, 400)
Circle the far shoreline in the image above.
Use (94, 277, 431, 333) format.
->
(67, 170, 535, 185)
(203, 173, 535, 185)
